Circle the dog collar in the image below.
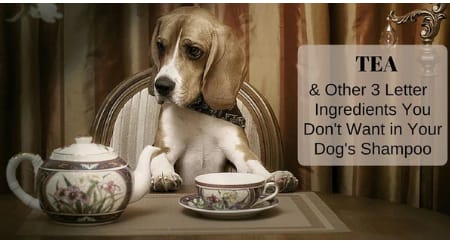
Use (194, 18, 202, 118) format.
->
(187, 95, 246, 128)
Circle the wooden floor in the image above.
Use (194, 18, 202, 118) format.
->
(1, 192, 450, 239)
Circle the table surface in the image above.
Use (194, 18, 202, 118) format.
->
(2, 190, 450, 239)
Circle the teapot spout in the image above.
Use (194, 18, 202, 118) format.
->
(129, 145, 160, 203)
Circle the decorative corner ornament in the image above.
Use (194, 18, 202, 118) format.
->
(388, 3, 447, 45)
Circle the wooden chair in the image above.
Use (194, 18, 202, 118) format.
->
(91, 68, 283, 172)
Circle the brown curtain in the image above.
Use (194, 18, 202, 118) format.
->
(1, 3, 449, 215)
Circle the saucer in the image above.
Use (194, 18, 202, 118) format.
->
(178, 194, 279, 219)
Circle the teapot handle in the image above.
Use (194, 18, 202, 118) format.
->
(6, 153, 43, 210)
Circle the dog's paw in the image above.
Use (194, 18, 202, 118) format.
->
(268, 171, 299, 193)
(151, 172, 183, 192)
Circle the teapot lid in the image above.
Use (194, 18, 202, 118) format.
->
(50, 136, 118, 162)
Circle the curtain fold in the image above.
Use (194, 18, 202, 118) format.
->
(0, 7, 6, 193)
(0, 3, 449, 215)
(1, 5, 42, 193)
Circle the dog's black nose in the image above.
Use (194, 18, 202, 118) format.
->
(154, 77, 175, 96)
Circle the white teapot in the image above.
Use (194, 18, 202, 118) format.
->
(6, 137, 157, 225)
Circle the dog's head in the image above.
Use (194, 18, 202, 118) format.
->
(149, 7, 246, 110)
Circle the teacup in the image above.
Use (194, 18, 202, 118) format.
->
(194, 172, 279, 210)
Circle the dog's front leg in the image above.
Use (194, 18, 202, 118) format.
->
(220, 126, 299, 192)
(150, 152, 183, 192)
(219, 126, 271, 177)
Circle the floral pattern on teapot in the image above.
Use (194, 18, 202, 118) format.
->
(35, 166, 132, 224)
(47, 172, 127, 214)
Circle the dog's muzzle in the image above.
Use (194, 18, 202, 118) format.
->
(155, 77, 175, 96)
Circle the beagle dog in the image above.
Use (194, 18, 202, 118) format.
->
(147, 7, 298, 192)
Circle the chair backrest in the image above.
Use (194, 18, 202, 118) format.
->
(91, 68, 283, 171)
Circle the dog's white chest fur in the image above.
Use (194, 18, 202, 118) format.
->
(159, 103, 232, 184)
(178, 134, 225, 184)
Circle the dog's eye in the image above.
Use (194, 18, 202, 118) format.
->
(156, 41, 165, 54)
(186, 46, 203, 60)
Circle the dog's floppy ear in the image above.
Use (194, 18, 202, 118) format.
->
(202, 24, 246, 110)
(148, 19, 162, 96)
(148, 66, 158, 96)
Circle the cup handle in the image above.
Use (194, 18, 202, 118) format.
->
(251, 182, 279, 208)
(6, 153, 43, 210)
